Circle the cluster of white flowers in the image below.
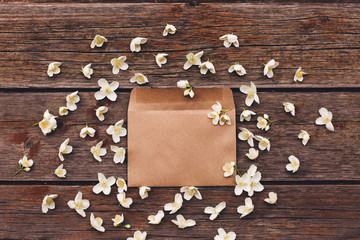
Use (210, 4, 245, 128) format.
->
(177, 80, 194, 98)
(208, 102, 232, 126)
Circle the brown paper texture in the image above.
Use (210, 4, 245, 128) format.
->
(127, 88, 236, 187)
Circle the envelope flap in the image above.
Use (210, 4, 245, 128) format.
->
(128, 88, 234, 111)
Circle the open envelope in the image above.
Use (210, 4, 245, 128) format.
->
(127, 88, 236, 187)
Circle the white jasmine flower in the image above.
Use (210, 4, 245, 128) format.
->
(106, 119, 127, 143)
(298, 130, 310, 145)
(286, 155, 300, 173)
(54, 164, 66, 178)
(171, 214, 196, 229)
(117, 192, 133, 208)
(117, 178, 127, 193)
(95, 106, 108, 121)
(184, 51, 203, 70)
(204, 201, 226, 220)
(234, 174, 250, 196)
(246, 148, 259, 160)
(130, 37, 147, 52)
(247, 164, 258, 177)
(112, 214, 124, 227)
(93, 173, 115, 195)
(111, 145, 126, 164)
(139, 186, 151, 199)
(219, 114, 231, 126)
(228, 63, 246, 76)
(254, 135, 271, 151)
(67, 191, 90, 217)
(208, 111, 220, 125)
(94, 78, 119, 101)
(294, 67, 307, 82)
(283, 102, 295, 116)
(219, 34, 239, 48)
(315, 107, 334, 131)
(59, 106, 68, 116)
(79, 125, 95, 138)
(90, 213, 105, 232)
(155, 53, 168, 68)
(263, 59, 279, 78)
(127, 230, 147, 240)
(240, 81, 259, 107)
(240, 109, 256, 122)
(212, 102, 222, 114)
(58, 138, 72, 161)
(237, 197, 254, 218)
(41, 194, 58, 213)
(65, 91, 80, 111)
(257, 116, 268, 131)
(130, 73, 149, 85)
(111, 56, 129, 74)
(39, 109, 57, 135)
(163, 24, 177, 36)
(164, 193, 183, 214)
(90, 141, 107, 162)
(264, 192, 277, 204)
(245, 170, 264, 197)
(177, 80, 189, 88)
(214, 228, 236, 240)
(148, 210, 165, 224)
(199, 60, 216, 74)
(18, 155, 34, 169)
(180, 186, 202, 200)
(238, 127, 254, 147)
(81, 63, 93, 79)
(91, 34, 107, 48)
(47, 62, 61, 77)
(222, 162, 235, 177)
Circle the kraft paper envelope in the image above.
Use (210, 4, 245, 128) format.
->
(127, 88, 236, 187)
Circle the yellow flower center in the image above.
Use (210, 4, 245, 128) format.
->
(58, 169, 63, 175)
(119, 181, 124, 187)
(101, 182, 108, 188)
(190, 57, 197, 64)
(243, 132, 249, 138)
(95, 37, 103, 45)
(115, 127, 122, 134)
(296, 72, 303, 78)
(46, 198, 53, 205)
(292, 161, 298, 167)
(115, 216, 121, 222)
(114, 59, 122, 68)
(75, 201, 83, 209)
(52, 65, 59, 71)
(158, 56, 165, 62)
(172, 202, 179, 208)
(227, 166, 232, 172)
(116, 150, 124, 157)
(98, 110, 103, 115)
(96, 218, 102, 225)
(24, 160, 29, 165)
(93, 148, 100, 155)
(122, 198, 127, 203)
(137, 75, 145, 83)
(40, 121, 48, 128)
(105, 87, 111, 95)
(268, 66, 272, 72)
(261, 120, 266, 126)
(224, 235, 229, 240)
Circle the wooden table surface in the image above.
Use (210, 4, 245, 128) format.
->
(1, 1, 359, 239)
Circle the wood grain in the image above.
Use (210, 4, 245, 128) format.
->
(1, 91, 359, 182)
(0, 3, 359, 88)
(0, 184, 359, 239)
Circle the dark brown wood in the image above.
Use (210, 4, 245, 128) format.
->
(0, 3, 359, 89)
(1, 91, 359, 182)
(0, 184, 359, 239)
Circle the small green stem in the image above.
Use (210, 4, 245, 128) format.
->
(13, 168, 23, 176)
(234, 165, 241, 176)
(33, 122, 39, 126)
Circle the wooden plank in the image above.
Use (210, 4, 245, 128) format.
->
(1, 91, 359, 181)
(0, 3, 359, 88)
(0, 184, 359, 239)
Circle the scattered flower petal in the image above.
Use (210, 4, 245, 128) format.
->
(180, 186, 202, 200)
(67, 191, 90, 217)
(214, 228, 236, 240)
(315, 107, 334, 131)
(219, 114, 231, 126)
(42, 194, 58, 213)
(246, 148, 259, 160)
(163, 24, 177, 36)
(237, 197, 254, 218)
(286, 155, 300, 173)
(219, 34, 239, 48)
(222, 162, 235, 177)
(264, 192, 278, 204)
(171, 214, 196, 229)
(117, 192, 133, 208)
(116, 178, 127, 193)
(244, 166, 264, 197)
(59, 106, 68, 116)
(47, 62, 61, 77)
(294, 67, 307, 82)
(283, 102, 295, 116)
(91, 34, 107, 48)
(127, 230, 147, 240)
(39, 109, 57, 135)
(81, 63, 93, 79)
(54, 164, 67, 178)
(111, 145, 126, 164)
(184, 51, 203, 70)
(80, 125, 95, 138)
(148, 210, 164, 224)
(263, 59, 279, 78)
(139, 186, 151, 199)
(199, 60, 216, 74)
(298, 130, 310, 145)
(155, 53, 168, 68)
(95, 106, 108, 121)
(93, 173, 115, 195)
(90, 213, 105, 232)
(240, 82, 259, 107)
(111, 56, 129, 74)
(234, 174, 250, 196)
(164, 193, 183, 214)
(94, 78, 119, 101)
(130, 37, 147, 52)
(130, 73, 149, 85)
(257, 114, 272, 131)
(240, 109, 256, 122)
(204, 201, 226, 220)
(106, 119, 127, 143)
(112, 214, 124, 227)
(228, 63, 246, 76)
(254, 135, 271, 151)
(58, 138, 72, 161)
(66, 91, 80, 111)
(238, 127, 254, 147)
(90, 141, 107, 162)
